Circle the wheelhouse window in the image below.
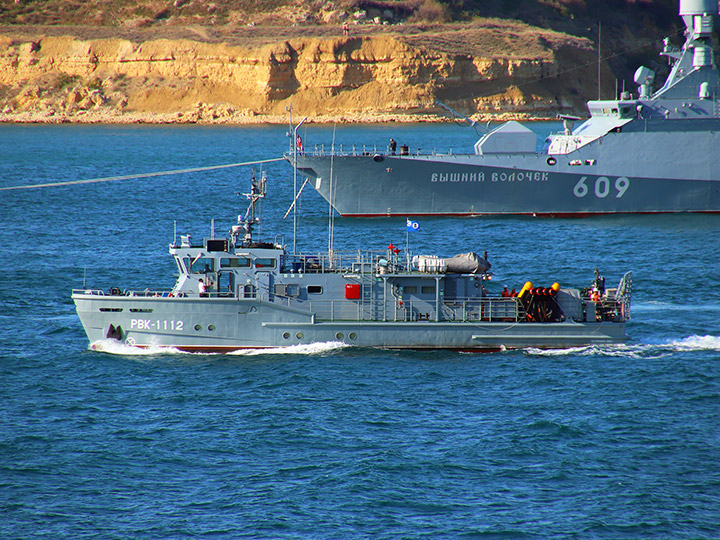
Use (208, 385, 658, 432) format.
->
(184, 257, 215, 274)
(221, 257, 251, 268)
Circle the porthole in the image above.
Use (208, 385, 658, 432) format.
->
(547, 157, 556, 166)
(282, 332, 290, 339)
(348, 332, 357, 340)
(296, 332, 304, 339)
(208, 324, 216, 331)
(335, 332, 344, 339)
(372, 154, 384, 162)
(194, 324, 202, 331)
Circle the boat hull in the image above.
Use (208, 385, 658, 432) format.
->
(73, 293, 627, 352)
(292, 129, 720, 216)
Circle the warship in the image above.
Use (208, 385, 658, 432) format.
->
(290, 0, 720, 217)
(72, 172, 632, 353)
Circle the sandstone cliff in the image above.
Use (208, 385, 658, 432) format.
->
(0, 23, 602, 124)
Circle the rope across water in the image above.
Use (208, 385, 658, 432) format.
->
(0, 157, 286, 191)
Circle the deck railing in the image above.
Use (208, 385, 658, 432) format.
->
(284, 249, 406, 274)
(73, 287, 630, 323)
(291, 296, 524, 323)
(292, 145, 455, 158)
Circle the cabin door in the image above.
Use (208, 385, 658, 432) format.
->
(204, 271, 219, 295)
(217, 271, 235, 296)
(443, 277, 456, 300)
(255, 272, 274, 301)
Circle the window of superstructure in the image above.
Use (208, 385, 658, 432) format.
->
(184, 257, 215, 274)
(421, 286, 436, 294)
(403, 286, 418, 294)
(308, 285, 323, 294)
(287, 284, 300, 296)
(221, 257, 251, 268)
(255, 258, 276, 269)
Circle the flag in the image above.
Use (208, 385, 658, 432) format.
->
(406, 219, 419, 231)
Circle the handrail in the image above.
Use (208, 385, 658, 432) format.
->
(291, 145, 456, 158)
(74, 288, 629, 323)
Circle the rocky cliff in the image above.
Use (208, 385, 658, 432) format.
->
(0, 23, 604, 124)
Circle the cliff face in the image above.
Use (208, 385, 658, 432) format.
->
(0, 28, 598, 123)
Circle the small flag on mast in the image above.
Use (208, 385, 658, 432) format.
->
(406, 219, 419, 231)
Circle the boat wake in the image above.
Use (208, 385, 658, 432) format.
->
(89, 339, 350, 356)
(90, 339, 186, 355)
(665, 334, 720, 351)
(526, 334, 720, 358)
(227, 341, 350, 356)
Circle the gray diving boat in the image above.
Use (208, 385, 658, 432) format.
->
(290, 0, 720, 217)
(73, 172, 632, 353)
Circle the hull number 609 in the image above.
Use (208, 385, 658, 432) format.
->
(573, 176, 630, 198)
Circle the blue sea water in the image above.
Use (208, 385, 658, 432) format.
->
(1, 123, 719, 539)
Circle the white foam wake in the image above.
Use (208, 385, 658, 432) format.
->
(669, 334, 720, 351)
(89, 339, 350, 356)
(90, 339, 186, 355)
(526, 334, 720, 358)
(227, 341, 350, 356)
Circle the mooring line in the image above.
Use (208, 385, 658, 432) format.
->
(0, 157, 286, 191)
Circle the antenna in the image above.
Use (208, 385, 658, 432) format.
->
(289, 109, 307, 257)
(597, 21, 602, 100)
(328, 124, 337, 263)
(233, 168, 268, 246)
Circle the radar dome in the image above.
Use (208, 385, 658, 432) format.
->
(634, 66, 655, 86)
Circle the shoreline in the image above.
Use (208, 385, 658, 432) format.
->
(0, 110, 556, 126)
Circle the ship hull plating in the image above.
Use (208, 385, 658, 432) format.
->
(294, 142, 720, 217)
(73, 295, 626, 352)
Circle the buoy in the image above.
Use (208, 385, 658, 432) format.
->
(518, 281, 533, 299)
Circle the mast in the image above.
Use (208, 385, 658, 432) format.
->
(328, 124, 337, 263)
(230, 169, 266, 247)
(289, 107, 306, 257)
(597, 21, 601, 100)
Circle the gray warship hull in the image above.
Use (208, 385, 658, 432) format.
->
(72, 292, 628, 353)
(294, 130, 720, 216)
(291, 0, 720, 217)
